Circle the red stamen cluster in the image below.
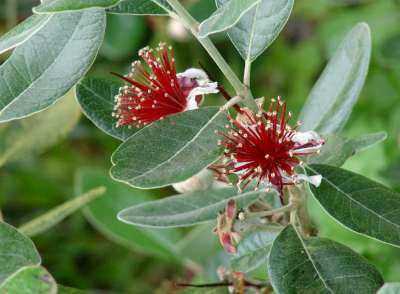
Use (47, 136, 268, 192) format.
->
(112, 43, 193, 128)
(219, 97, 323, 196)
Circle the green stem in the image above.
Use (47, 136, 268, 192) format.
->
(243, 59, 251, 88)
(245, 203, 296, 219)
(166, 0, 257, 111)
(0, 209, 3, 222)
(19, 186, 106, 237)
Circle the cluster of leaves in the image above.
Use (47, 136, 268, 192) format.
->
(1, 0, 400, 293)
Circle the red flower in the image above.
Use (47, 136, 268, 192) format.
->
(219, 97, 324, 197)
(112, 43, 218, 128)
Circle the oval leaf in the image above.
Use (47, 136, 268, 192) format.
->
(216, 0, 293, 61)
(0, 10, 106, 123)
(107, 0, 170, 15)
(0, 222, 41, 283)
(76, 168, 182, 261)
(308, 132, 386, 167)
(268, 225, 383, 294)
(76, 77, 136, 141)
(299, 23, 371, 134)
(110, 107, 227, 189)
(199, 0, 260, 38)
(231, 226, 282, 273)
(0, 266, 57, 294)
(351, 131, 387, 153)
(118, 188, 271, 228)
(0, 90, 81, 167)
(0, 14, 51, 55)
(33, 0, 120, 13)
(378, 283, 400, 294)
(307, 164, 400, 247)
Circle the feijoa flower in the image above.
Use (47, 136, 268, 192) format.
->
(219, 97, 324, 198)
(112, 43, 218, 128)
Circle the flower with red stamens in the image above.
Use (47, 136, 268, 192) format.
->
(218, 97, 324, 198)
(112, 43, 218, 128)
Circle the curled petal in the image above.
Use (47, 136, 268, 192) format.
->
(220, 232, 236, 254)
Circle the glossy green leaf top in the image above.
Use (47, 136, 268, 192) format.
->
(0, 15, 51, 55)
(199, 0, 260, 38)
(33, 0, 120, 13)
(108, 0, 170, 15)
(76, 168, 181, 261)
(111, 107, 227, 189)
(0, 10, 105, 122)
(216, 0, 293, 61)
(0, 266, 57, 294)
(0, 90, 81, 168)
(231, 226, 282, 273)
(76, 77, 137, 141)
(307, 164, 400, 247)
(118, 188, 271, 228)
(0, 222, 41, 283)
(268, 225, 383, 294)
(299, 23, 371, 134)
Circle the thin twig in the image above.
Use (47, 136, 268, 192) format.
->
(166, 0, 258, 111)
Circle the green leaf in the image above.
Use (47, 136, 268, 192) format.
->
(216, 0, 293, 61)
(268, 225, 383, 294)
(0, 222, 41, 283)
(0, 15, 51, 55)
(18, 187, 106, 237)
(110, 107, 227, 189)
(299, 23, 371, 134)
(0, 90, 81, 167)
(76, 78, 137, 141)
(0, 10, 106, 123)
(198, 0, 260, 38)
(378, 283, 400, 294)
(118, 188, 272, 228)
(107, 0, 170, 15)
(307, 164, 400, 247)
(75, 168, 182, 261)
(0, 266, 57, 294)
(33, 0, 120, 13)
(309, 134, 355, 167)
(309, 132, 387, 167)
(351, 131, 387, 153)
(230, 226, 282, 273)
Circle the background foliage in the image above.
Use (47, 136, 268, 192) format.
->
(0, 0, 399, 292)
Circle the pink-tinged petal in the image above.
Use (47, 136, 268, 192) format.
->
(220, 232, 236, 254)
(225, 199, 237, 220)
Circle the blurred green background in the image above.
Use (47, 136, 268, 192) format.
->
(0, 0, 399, 293)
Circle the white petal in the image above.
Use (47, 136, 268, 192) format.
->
(295, 174, 322, 187)
(292, 131, 322, 145)
(177, 68, 209, 84)
(185, 82, 219, 111)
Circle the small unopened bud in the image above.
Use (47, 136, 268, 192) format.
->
(172, 169, 214, 193)
(167, 18, 189, 41)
